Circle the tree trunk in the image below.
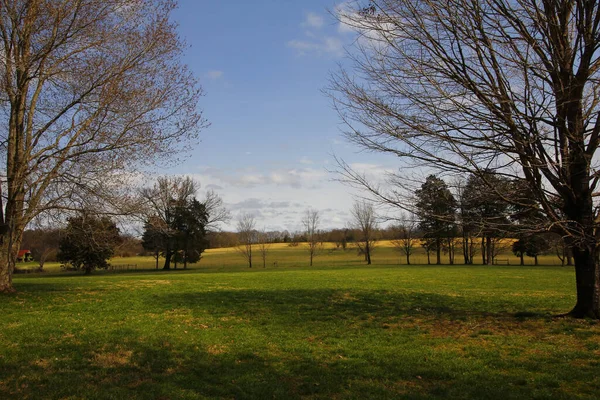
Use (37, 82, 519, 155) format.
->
(0, 246, 14, 293)
(163, 250, 172, 270)
(486, 236, 492, 265)
(366, 241, 371, 265)
(462, 233, 470, 264)
(570, 247, 600, 318)
(436, 238, 441, 265)
(520, 253, 524, 266)
(481, 236, 486, 265)
(534, 255, 538, 266)
(406, 252, 410, 265)
(565, 148, 600, 318)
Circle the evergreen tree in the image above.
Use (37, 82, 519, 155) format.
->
(415, 175, 456, 265)
(58, 214, 121, 274)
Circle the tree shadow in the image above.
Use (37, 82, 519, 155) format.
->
(0, 286, 594, 399)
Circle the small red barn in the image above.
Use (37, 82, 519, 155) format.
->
(17, 250, 32, 262)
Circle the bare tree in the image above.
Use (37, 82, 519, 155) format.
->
(391, 213, 417, 265)
(330, 0, 600, 318)
(351, 201, 377, 265)
(303, 209, 321, 266)
(0, 1, 205, 292)
(236, 214, 257, 268)
(257, 229, 273, 268)
(203, 190, 231, 232)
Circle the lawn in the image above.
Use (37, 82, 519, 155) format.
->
(1, 246, 599, 399)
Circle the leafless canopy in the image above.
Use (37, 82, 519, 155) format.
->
(351, 200, 377, 264)
(0, 0, 205, 290)
(302, 209, 321, 266)
(236, 213, 257, 268)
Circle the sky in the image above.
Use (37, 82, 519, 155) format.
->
(164, 0, 398, 232)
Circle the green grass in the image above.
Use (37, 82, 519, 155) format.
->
(2, 246, 598, 399)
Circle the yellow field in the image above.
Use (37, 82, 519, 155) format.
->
(15, 239, 569, 274)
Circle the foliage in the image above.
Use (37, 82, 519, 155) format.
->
(140, 177, 221, 270)
(415, 175, 456, 264)
(171, 199, 209, 267)
(57, 214, 121, 274)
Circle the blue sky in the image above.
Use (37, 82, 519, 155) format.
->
(165, 0, 396, 232)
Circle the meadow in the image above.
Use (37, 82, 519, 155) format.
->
(1, 243, 599, 399)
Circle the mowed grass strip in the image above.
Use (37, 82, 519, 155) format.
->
(1, 263, 599, 399)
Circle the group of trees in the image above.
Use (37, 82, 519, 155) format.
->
(232, 201, 379, 268)
(2, 0, 599, 319)
(409, 173, 555, 266)
(140, 176, 228, 270)
(330, 0, 600, 317)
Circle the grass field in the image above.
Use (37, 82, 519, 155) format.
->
(2, 244, 599, 399)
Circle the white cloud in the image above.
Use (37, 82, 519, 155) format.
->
(206, 70, 224, 80)
(334, 1, 357, 34)
(197, 166, 326, 189)
(288, 9, 346, 57)
(287, 37, 344, 57)
(303, 12, 324, 29)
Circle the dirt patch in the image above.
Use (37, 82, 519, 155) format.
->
(92, 349, 133, 368)
(31, 359, 51, 369)
(207, 344, 227, 355)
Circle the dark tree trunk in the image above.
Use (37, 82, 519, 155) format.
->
(485, 236, 492, 265)
(534, 255, 538, 266)
(462, 232, 470, 264)
(570, 247, 600, 318)
(565, 148, 600, 318)
(366, 241, 372, 265)
(520, 253, 524, 266)
(436, 238, 441, 265)
(163, 250, 172, 270)
(406, 252, 410, 265)
(481, 236, 486, 265)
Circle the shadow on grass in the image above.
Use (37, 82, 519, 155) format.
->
(153, 288, 552, 323)
(1, 284, 584, 399)
(0, 333, 587, 400)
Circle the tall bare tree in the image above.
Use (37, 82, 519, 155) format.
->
(330, 0, 600, 318)
(302, 209, 321, 266)
(257, 229, 273, 268)
(236, 213, 257, 268)
(391, 213, 417, 265)
(351, 201, 377, 265)
(0, 0, 204, 291)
